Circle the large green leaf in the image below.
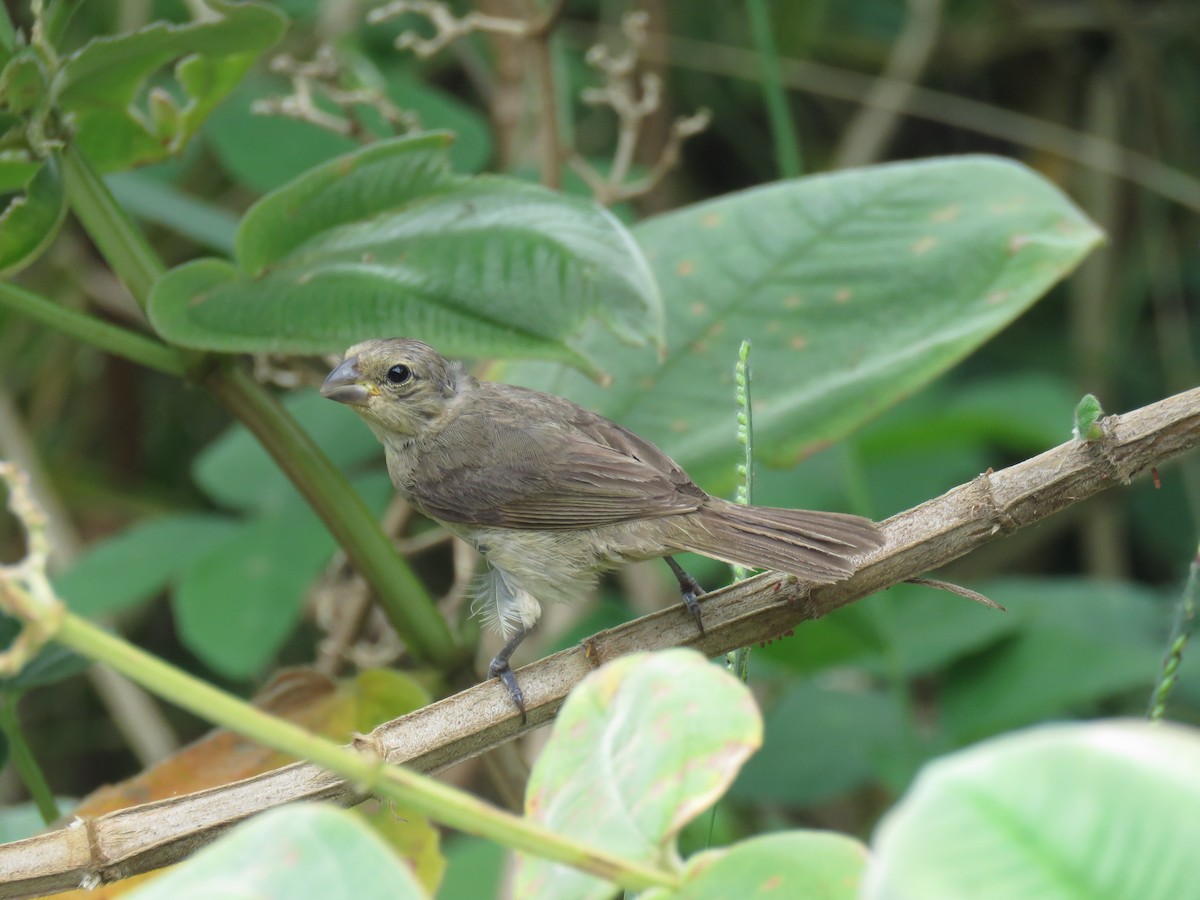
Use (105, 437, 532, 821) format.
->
(730, 679, 905, 807)
(939, 579, 1167, 742)
(514, 649, 762, 900)
(193, 389, 384, 513)
(0, 153, 66, 275)
(506, 156, 1102, 491)
(149, 133, 662, 372)
(171, 500, 333, 680)
(865, 720, 1200, 899)
(52, 0, 287, 171)
(127, 803, 428, 900)
(171, 472, 392, 679)
(54, 513, 236, 618)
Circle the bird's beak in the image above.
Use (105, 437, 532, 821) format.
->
(320, 357, 373, 405)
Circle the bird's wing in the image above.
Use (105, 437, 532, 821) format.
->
(406, 392, 705, 530)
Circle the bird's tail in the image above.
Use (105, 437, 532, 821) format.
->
(678, 500, 883, 583)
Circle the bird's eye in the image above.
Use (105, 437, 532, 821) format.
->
(385, 364, 412, 385)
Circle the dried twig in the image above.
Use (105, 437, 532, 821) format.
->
(2, 386, 1198, 897)
(0, 463, 62, 675)
(253, 46, 419, 141)
(368, 0, 566, 186)
(575, 24, 1200, 213)
(568, 12, 710, 205)
(368, 0, 533, 55)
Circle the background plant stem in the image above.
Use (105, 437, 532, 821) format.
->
(0, 695, 60, 825)
(61, 146, 165, 308)
(745, 0, 802, 178)
(60, 145, 463, 669)
(203, 363, 463, 667)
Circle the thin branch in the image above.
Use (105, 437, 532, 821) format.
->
(2, 385, 1198, 897)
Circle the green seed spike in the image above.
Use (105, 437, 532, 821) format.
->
(1073, 393, 1106, 442)
(728, 340, 753, 682)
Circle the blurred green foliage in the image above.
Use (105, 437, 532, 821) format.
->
(0, 0, 1198, 894)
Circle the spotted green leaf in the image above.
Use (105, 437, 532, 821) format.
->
(507, 155, 1103, 492)
(643, 832, 868, 900)
(514, 649, 762, 900)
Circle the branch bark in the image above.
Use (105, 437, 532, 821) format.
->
(2, 385, 1199, 898)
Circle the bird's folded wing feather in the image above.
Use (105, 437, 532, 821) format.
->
(407, 405, 705, 530)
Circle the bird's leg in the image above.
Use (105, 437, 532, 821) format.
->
(664, 555, 706, 635)
(488, 625, 535, 723)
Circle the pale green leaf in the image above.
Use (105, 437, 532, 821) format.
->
(514, 649, 762, 900)
(127, 803, 428, 900)
(865, 720, 1200, 899)
(644, 831, 868, 900)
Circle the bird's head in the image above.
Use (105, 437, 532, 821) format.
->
(320, 338, 468, 440)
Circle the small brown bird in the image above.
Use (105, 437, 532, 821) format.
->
(322, 338, 883, 716)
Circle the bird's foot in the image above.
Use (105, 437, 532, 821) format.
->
(487, 624, 534, 724)
(665, 556, 707, 636)
(487, 656, 527, 724)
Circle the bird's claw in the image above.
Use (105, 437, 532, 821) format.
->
(681, 588, 706, 636)
(489, 657, 527, 724)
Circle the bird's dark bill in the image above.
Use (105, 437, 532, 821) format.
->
(321, 357, 371, 405)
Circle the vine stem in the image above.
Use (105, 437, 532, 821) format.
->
(61, 145, 165, 308)
(50, 613, 675, 893)
(0, 282, 186, 377)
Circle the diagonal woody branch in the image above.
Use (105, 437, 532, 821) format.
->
(1, 385, 1198, 899)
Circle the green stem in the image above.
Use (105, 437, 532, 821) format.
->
(61, 144, 165, 308)
(53, 613, 676, 892)
(728, 340, 753, 680)
(0, 282, 187, 377)
(746, 0, 803, 178)
(0, 693, 60, 824)
(1148, 543, 1198, 720)
(203, 363, 463, 668)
